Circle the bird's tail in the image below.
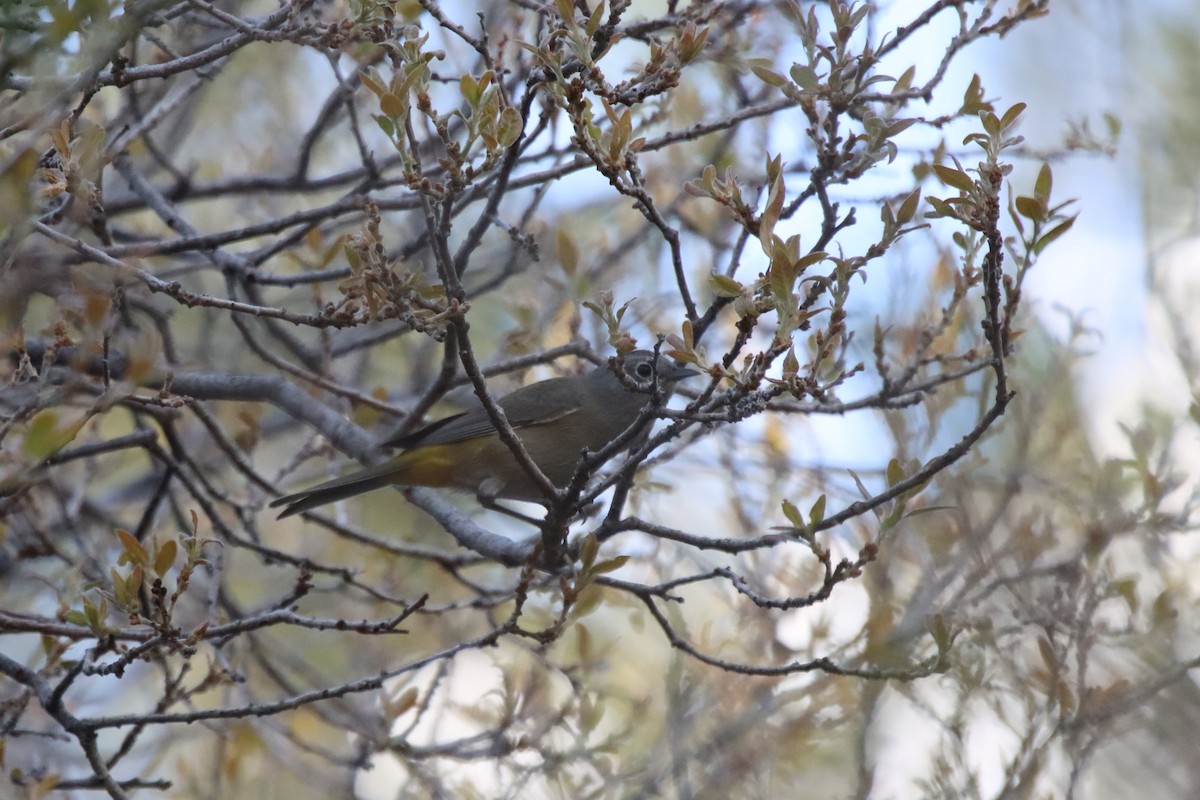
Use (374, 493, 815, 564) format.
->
(269, 460, 406, 519)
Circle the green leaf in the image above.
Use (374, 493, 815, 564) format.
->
(585, 0, 605, 37)
(127, 566, 143, 602)
(460, 73, 479, 106)
(578, 533, 598, 571)
(497, 107, 522, 147)
(980, 111, 1000, 137)
(116, 529, 149, 568)
(557, 228, 579, 278)
(591, 555, 630, 575)
(708, 273, 743, 298)
(796, 250, 827, 270)
(111, 568, 128, 607)
(897, 189, 921, 225)
(398, 63, 430, 99)
(379, 92, 407, 119)
(1014, 195, 1045, 221)
(154, 539, 177, 577)
(932, 164, 975, 193)
(759, 166, 785, 256)
(881, 202, 895, 227)
(885, 118, 917, 137)
(111, 566, 141, 609)
(789, 63, 819, 91)
(570, 585, 604, 618)
(680, 318, 694, 349)
(84, 596, 106, 634)
(960, 73, 989, 115)
(1034, 162, 1052, 202)
(1033, 216, 1076, 255)
(886, 458, 904, 488)
(372, 114, 395, 139)
(751, 64, 789, 88)
(23, 410, 87, 460)
(781, 499, 804, 528)
(23, 411, 60, 460)
(768, 257, 793, 305)
(782, 347, 799, 380)
(809, 494, 826, 525)
(924, 196, 953, 218)
(359, 70, 387, 98)
(1000, 102, 1026, 131)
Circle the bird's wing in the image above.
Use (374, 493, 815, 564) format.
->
(381, 377, 584, 449)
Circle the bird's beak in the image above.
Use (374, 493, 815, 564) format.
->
(663, 363, 701, 382)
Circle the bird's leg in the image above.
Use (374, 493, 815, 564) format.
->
(475, 479, 545, 526)
(478, 495, 545, 526)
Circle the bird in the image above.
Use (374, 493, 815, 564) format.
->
(270, 350, 698, 518)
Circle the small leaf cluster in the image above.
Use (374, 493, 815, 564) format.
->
(337, 201, 456, 337)
(926, 103, 1029, 230)
(64, 519, 211, 638)
(363, 28, 519, 196)
(582, 290, 637, 355)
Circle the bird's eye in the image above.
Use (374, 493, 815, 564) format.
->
(635, 362, 654, 379)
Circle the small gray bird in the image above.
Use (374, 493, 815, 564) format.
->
(271, 351, 697, 518)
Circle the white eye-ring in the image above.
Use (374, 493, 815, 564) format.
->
(635, 361, 655, 379)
